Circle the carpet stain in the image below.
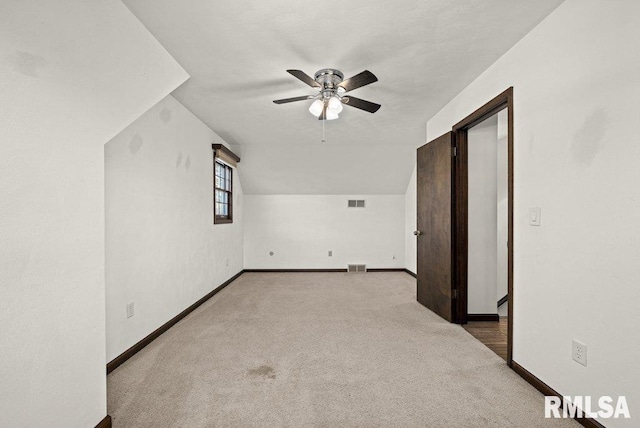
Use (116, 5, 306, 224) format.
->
(248, 365, 276, 379)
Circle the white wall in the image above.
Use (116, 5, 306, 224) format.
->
(237, 143, 416, 195)
(0, 1, 187, 426)
(426, 1, 640, 425)
(244, 195, 404, 269)
(467, 116, 499, 314)
(404, 168, 418, 275)
(105, 95, 243, 362)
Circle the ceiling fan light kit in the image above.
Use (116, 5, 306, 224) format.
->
(273, 68, 381, 121)
(308, 99, 324, 116)
(325, 109, 339, 121)
(328, 96, 343, 114)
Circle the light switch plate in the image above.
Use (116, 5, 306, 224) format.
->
(529, 207, 541, 226)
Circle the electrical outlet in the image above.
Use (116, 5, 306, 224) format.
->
(572, 339, 587, 366)
(328, 250, 332, 257)
(126, 302, 135, 319)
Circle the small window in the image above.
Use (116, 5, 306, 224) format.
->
(214, 160, 233, 224)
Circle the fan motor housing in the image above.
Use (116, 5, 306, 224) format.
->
(314, 68, 344, 89)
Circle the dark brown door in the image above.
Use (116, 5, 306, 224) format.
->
(416, 132, 455, 322)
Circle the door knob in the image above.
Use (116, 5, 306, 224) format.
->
(413, 230, 422, 236)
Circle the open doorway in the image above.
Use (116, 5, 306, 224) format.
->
(460, 111, 509, 360)
(414, 88, 513, 364)
(453, 88, 513, 364)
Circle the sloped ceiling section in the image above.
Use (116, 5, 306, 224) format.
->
(123, 0, 564, 194)
(1, 0, 189, 148)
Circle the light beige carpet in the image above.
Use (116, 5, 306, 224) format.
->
(108, 272, 578, 427)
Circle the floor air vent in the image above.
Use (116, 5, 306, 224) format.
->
(348, 264, 367, 273)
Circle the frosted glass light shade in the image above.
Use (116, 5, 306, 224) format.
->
(328, 96, 343, 113)
(326, 109, 339, 120)
(308, 99, 324, 116)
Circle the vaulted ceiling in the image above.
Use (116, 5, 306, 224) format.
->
(122, 0, 564, 194)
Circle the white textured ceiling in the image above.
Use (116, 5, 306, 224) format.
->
(122, 0, 564, 195)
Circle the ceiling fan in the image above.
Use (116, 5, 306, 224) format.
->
(273, 69, 381, 120)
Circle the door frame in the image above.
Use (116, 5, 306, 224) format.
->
(451, 87, 514, 365)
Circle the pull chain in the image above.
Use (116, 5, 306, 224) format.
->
(321, 114, 326, 143)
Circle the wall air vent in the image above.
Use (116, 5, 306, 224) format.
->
(347, 199, 366, 208)
(347, 264, 367, 273)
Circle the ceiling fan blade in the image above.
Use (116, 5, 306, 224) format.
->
(342, 96, 381, 113)
(318, 104, 327, 120)
(287, 69, 321, 88)
(273, 95, 313, 104)
(339, 70, 378, 93)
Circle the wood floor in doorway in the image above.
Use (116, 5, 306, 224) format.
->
(463, 317, 508, 361)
